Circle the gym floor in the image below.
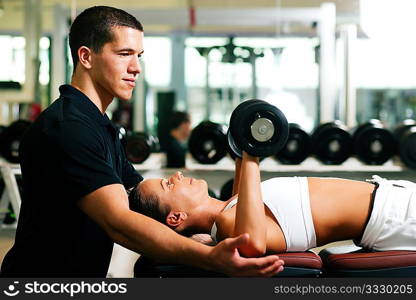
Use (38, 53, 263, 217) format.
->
(0, 228, 14, 265)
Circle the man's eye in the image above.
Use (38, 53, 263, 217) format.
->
(120, 53, 129, 56)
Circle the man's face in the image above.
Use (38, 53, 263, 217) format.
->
(90, 26, 144, 101)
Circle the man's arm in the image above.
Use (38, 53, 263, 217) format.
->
(233, 152, 267, 257)
(78, 184, 283, 277)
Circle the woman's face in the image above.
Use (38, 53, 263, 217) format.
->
(139, 171, 208, 211)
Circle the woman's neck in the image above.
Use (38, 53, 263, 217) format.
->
(193, 197, 235, 234)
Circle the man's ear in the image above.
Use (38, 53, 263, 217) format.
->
(77, 46, 93, 69)
(166, 211, 187, 228)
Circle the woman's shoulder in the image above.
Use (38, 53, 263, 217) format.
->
(215, 207, 236, 242)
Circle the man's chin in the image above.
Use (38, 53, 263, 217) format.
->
(116, 91, 133, 101)
(118, 95, 132, 101)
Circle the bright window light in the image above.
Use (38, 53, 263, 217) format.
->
(360, 0, 416, 41)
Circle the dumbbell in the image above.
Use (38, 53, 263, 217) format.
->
(311, 121, 353, 165)
(353, 120, 395, 165)
(208, 188, 217, 199)
(123, 131, 158, 164)
(220, 178, 234, 201)
(188, 121, 228, 164)
(275, 123, 311, 164)
(0, 120, 33, 163)
(228, 99, 289, 158)
(394, 119, 416, 169)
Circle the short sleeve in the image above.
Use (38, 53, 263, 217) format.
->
(55, 120, 122, 199)
(119, 143, 143, 189)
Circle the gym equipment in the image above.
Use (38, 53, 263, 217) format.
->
(311, 121, 353, 165)
(320, 245, 416, 277)
(188, 121, 228, 164)
(124, 132, 158, 164)
(353, 120, 396, 165)
(134, 252, 322, 277)
(228, 99, 289, 158)
(220, 178, 234, 201)
(0, 120, 33, 163)
(1, 175, 23, 225)
(275, 123, 311, 164)
(208, 188, 217, 199)
(394, 119, 416, 169)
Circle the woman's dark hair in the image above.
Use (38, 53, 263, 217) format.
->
(128, 184, 170, 224)
(69, 6, 143, 70)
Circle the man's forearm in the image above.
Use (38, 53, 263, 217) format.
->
(108, 209, 213, 270)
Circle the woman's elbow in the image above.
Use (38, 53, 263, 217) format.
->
(239, 242, 267, 257)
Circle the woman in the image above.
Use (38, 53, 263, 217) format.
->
(129, 152, 416, 257)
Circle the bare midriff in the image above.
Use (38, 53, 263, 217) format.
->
(307, 177, 375, 246)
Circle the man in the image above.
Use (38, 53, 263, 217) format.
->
(1, 6, 283, 277)
(163, 111, 191, 168)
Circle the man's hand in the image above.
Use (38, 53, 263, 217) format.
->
(208, 233, 284, 277)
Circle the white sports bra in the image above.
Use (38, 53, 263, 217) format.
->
(210, 177, 317, 252)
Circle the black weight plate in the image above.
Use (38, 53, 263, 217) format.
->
(229, 99, 266, 154)
(394, 119, 416, 145)
(125, 132, 152, 164)
(352, 119, 382, 142)
(353, 121, 395, 165)
(208, 188, 217, 199)
(188, 121, 227, 164)
(227, 129, 242, 159)
(398, 126, 416, 169)
(220, 178, 234, 201)
(275, 123, 311, 164)
(231, 100, 288, 157)
(0, 120, 32, 163)
(312, 121, 352, 165)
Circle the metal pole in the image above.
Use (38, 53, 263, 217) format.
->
(318, 2, 337, 123)
(341, 24, 358, 128)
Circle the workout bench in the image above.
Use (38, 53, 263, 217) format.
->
(134, 251, 323, 278)
(319, 244, 416, 277)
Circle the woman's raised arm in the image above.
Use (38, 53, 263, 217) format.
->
(233, 152, 267, 257)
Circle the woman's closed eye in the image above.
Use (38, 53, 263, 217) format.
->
(164, 179, 174, 189)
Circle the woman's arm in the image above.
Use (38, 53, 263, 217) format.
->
(233, 151, 267, 257)
(232, 157, 242, 196)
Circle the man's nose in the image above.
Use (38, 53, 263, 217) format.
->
(129, 56, 141, 75)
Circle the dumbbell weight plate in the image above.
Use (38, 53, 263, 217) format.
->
(394, 119, 416, 144)
(227, 99, 265, 159)
(398, 126, 416, 169)
(275, 123, 311, 164)
(220, 178, 234, 201)
(395, 120, 416, 169)
(353, 120, 395, 165)
(230, 99, 289, 157)
(0, 120, 32, 163)
(125, 132, 152, 164)
(312, 121, 352, 165)
(188, 121, 227, 164)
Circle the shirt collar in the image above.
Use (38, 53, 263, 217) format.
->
(59, 84, 112, 127)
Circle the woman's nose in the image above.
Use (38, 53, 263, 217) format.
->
(175, 171, 183, 180)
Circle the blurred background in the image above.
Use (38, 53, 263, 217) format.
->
(1, 0, 415, 134)
(2, 0, 416, 277)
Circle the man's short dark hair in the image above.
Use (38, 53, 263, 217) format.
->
(69, 6, 143, 70)
(169, 111, 190, 130)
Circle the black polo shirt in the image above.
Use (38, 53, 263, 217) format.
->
(1, 85, 143, 277)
